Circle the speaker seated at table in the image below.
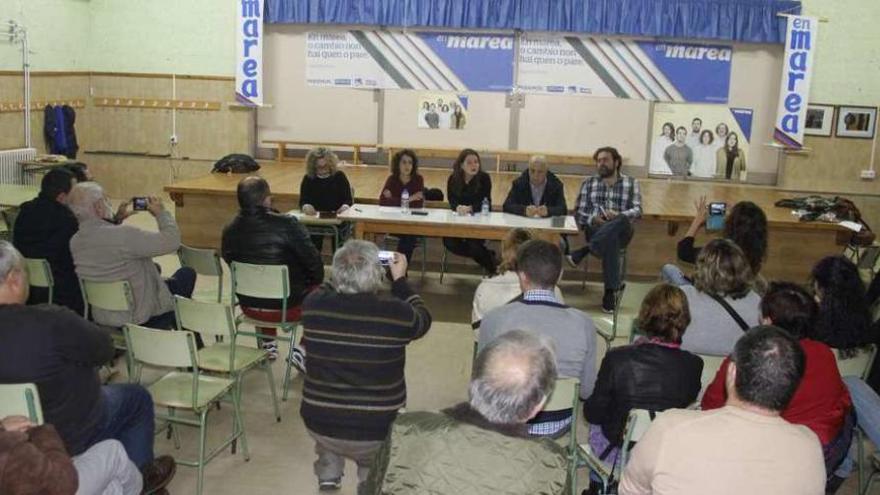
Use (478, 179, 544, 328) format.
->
(299, 147, 353, 252)
(501, 155, 568, 220)
(568, 147, 642, 314)
(379, 149, 425, 264)
(443, 149, 498, 276)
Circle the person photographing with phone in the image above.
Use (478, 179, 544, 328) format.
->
(661, 198, 768, 291)
(568, 147, 642, 313)
(68, 183, 197, 330)
(299, 240, 432, 492)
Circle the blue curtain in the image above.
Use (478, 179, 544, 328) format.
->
(264, 0, 800, 44)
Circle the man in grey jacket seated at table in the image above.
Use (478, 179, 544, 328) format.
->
(478, 239, 597, 438)
(68, 182, 196, 330)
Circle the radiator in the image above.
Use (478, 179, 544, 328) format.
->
(0, 148, 37, 185)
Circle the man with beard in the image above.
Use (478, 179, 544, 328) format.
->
(567, 147, 642, 313)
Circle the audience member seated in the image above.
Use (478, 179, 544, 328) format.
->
(443, 148, 498, 275)
(300, 240, 432, 492)
(702, 282, 853, 483)
(679, 239, 760, 356)
(812, 254, 880, 396)
(299, 147, 353, 252)
(619, 326, 825, 495)
(479, 239, 596, 437)
(568, 147, 642, 313)
(583, 284, 702, 492)
(12, 168, 83, 314)
(222, 177, 324, 361)
(67, 182, 196, 330)
(662, 199, 768, 292)
(0, 415, 142, 495)
(0, 241, 175, 494)
(811, 255, 875, 350)
(378, 149, 424, 263)
(471, 228, 564, 327)
(502, 155, 567, 218)
(835, 376, 880, 491)
(365, 330, 570, 495)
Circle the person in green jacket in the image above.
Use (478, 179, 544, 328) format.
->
(365, 330, 570, 495)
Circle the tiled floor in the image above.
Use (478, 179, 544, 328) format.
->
(114, 204, 871, 495)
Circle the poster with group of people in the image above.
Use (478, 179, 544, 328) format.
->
(417, 93, 469, 130)
(649, 104, 754, 181)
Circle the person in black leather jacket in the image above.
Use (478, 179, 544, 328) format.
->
(222, 176, 324, 359)
(582, 284, 702, 476)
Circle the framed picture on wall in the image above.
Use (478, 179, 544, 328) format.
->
(835, 105, 878, 139)
(804, 104, 835, 137)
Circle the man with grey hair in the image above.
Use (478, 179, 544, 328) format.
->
(67, 182, 196, 330)
(364, 330, 570, 494)
(299, 239, 432, 493)
(0, 241, 176, 494)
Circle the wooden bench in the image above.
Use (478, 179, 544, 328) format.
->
(264, 140, 378, 165)
(382, 145, 599, 172)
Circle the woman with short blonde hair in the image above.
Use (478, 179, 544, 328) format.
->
(681, 238, 761, 356)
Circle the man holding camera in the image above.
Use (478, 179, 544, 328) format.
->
(68, 182, 195, 329)
(299, 240, 432, 493)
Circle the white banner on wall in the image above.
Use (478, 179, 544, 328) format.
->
(235, 0, 263, 106)
(773, 15, 818, 149)
(305, 30, 514, 91)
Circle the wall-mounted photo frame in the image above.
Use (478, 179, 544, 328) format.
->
(835, 105, 877, 139)
(804, 104, 835, 137)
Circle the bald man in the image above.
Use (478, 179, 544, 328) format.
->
(364, 330, 571, 494)
(503, 156, 568, 218)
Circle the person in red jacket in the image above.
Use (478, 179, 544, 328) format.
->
(701, 282, 853, 484)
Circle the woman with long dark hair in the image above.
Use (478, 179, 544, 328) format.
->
(444, 149, 497, 274)
(379, 149, 424, 262)
(811, 256, 874, 350)
(715, 132, 746, 180)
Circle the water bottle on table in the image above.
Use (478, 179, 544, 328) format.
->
(481, 197, 490, 216)
(401, 188, 410, 214)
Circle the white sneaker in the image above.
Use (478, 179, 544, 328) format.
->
(261, 340, 278, 361)
(288, 345, 306, 373)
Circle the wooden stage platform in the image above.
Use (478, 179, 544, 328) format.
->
(165, 163, 850, 282)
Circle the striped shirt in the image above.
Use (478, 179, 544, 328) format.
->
(299, 279, 432, 441)
(574, 174, 642, 229)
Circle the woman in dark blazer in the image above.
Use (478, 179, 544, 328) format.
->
(443, 149, 497, 275)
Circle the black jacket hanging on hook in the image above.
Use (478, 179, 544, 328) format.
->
(44, 104, 79, 159)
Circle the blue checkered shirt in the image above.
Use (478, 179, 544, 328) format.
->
(522, 289, 558, 303)
(522, 289, 573, 438)
(574, 174, 642, 229)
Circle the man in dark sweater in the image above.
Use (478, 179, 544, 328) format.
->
(0, 241, 176, 494)
(300, 239, 432, 493)
(12, 168, 83, 314)
(502, 155, 568, 218)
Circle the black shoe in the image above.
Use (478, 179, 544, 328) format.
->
(602, 290, 616, 314)
(141, 455, 176, 494)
